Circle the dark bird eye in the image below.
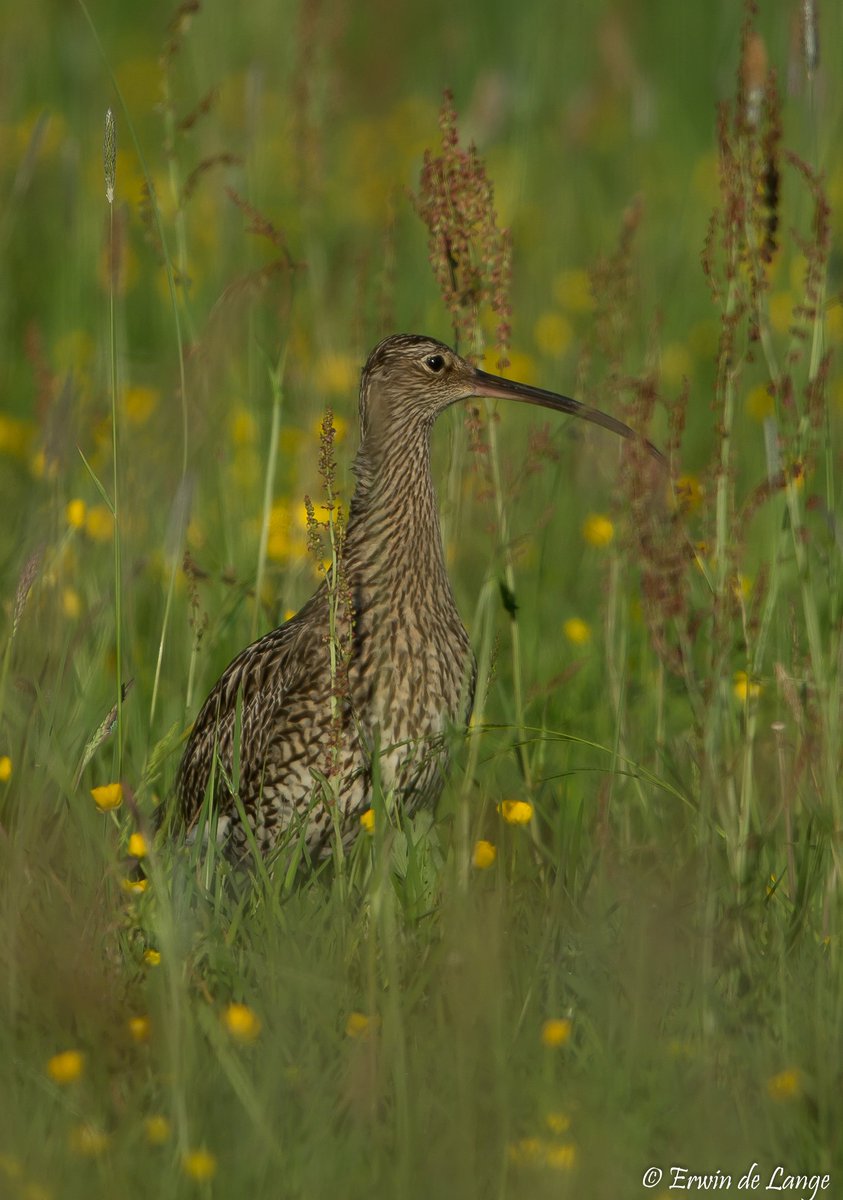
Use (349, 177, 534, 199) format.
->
(425, 354, 446, 373)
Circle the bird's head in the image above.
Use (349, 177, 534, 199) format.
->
(358, 334, 476, 439)
(358, 333, 664, 464)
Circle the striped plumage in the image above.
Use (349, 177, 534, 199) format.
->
(176, 334, 661, 859)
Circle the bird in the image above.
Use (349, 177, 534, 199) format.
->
(176, 334, 663, 861)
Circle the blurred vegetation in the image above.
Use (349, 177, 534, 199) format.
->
(1, 0, 842, 1196)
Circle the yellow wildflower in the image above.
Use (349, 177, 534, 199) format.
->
(313, 354, 357, 398)
(0, 1154, 22, 1178)
(746, 384, 775, 422)
(553, 267, 594, 313)
(789, 256, 809, 295)
(66, 498, 87, 529)
(769, 291, 792, 334)
(767, 1067, 802, 1100)
(359, 808, 375, 834)
(0, 412, 34, 458)
(541, 1018, 573, 1048)
(46, 1050, 84, 1085)
(545, 1111, 571, 1135)
(563, 617, 591, 645)
(581, 513, 614, 547)
(507, 1136, 545, 1166)
(92, 415, 111, 453)
(85, 505, 113, 542)
(734, 574, 752, 601)
(29, 449, 48, 479)
(230, 407, 257, 446)
(143, 948, 161, 967)
(128, 1015, 151, 1043)
(91, 782, 123, 812)
(223, 1002, 262, 1043)
(144, 1115, 171, 1145)
(62, 589, 82, 619)
(660, 342, 692, 388)
(733, 671, 762, 702)
(181, 1149, 217, 1182)
(545, 1142, 577, 1170)
(186, 517, 205, 549)
(296, 498, 343, 532)
(826, 302, 843, 345)
(498, 800, 533, 825)
(145, 1113, 171, 1142)
(0, 756, 11, 782)
(533, 311, 573, 357)
(121, 877, 148, 895)
(68, 1124, 109, 1158)
(266, 501, 297, 563)
(128, 831, 148, 858)
(472, 839, 497, 869)
(345, 1011, 376, 1039)
(672, 474, 703, 514)
(22, 1180, 53, 1200)
(124, 385, 159, 426)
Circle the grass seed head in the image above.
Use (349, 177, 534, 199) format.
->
(103, 108, 116, 205)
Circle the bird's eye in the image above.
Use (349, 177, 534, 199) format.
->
(425, 354, 446, 373)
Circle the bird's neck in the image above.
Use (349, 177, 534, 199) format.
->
(345, 423, 448, 589)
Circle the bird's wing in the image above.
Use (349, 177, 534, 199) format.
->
(176, 601, 323, 826)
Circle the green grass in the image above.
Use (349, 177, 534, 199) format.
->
(1, 1, 842, 1196)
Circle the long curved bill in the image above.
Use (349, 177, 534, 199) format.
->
(470, 367, 665, 466)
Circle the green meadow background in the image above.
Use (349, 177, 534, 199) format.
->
(1, 0, 842, 1197)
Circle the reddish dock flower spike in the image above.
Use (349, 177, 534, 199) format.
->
(412, 90, 512, 366)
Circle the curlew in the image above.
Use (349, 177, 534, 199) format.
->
(176, 334, 662, 860)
